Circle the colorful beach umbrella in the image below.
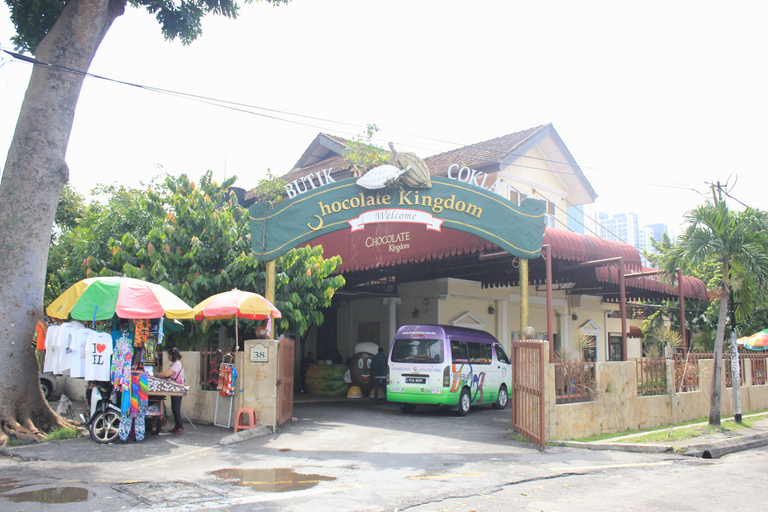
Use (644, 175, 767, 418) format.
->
(737, 329, 768, 351)
(193, 289, 281, 347)
(47, 276, 195, 321)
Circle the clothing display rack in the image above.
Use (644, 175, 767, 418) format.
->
(214, 354, 235, 428)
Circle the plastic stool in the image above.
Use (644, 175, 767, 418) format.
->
(234, 408, 257, 433)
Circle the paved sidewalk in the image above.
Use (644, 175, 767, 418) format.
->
(555, 413, 768, 457)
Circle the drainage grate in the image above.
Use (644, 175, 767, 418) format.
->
(113, 481, 227, 506)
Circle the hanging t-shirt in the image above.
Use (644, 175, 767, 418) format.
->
(57, 321, 85, 374)
(85, 331, 114, 381)
(134, 319, 150, 347)
(68, 328, 94, 379)
(43, 324, 61, 373)
(33, 320, 48, 350)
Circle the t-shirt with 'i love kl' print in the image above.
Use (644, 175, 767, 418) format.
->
(85, 332, 114, 381)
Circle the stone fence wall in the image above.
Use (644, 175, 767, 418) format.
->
(547, 357, 768, 440)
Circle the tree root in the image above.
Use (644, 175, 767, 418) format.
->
(1, 412, 83, 447)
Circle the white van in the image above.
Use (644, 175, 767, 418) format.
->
(387, 324, 511, 415)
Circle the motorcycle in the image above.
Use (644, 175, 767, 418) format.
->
(86, 381, 167, 443)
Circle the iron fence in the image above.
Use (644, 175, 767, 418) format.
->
(673, 353, 702, 392)
(748, 355, 767, 386)
(636, 358, 667, 396)
(554, 361, 595, 404)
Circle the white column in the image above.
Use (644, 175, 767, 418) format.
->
(382, 298, 402, 342)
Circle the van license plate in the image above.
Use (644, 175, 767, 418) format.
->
(405, 377, 426, 384)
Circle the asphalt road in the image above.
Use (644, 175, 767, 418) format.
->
(1, 398, 765, 512)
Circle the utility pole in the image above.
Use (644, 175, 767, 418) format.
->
(729, 290, 742, 423)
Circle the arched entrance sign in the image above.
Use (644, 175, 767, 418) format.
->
(249, 176, 546, 260)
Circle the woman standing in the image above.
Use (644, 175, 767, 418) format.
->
(156, 347, 185, 435)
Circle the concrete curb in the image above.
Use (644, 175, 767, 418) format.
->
(219, 425, 272, 445)
(554, 431, 768, 458)
(553, 440, 672, 453)
(682, 432, 768, 458)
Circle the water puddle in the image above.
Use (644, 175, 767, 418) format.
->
(0, 478, 93, 504)
(209, 468, 335, 492)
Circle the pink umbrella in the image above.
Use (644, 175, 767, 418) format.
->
(193, 289, 281, 347)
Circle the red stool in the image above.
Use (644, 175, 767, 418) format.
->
(234, 408, 257, 433)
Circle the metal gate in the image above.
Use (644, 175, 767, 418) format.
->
(511, 340, 546, 451)
(276, 337, 295, 428)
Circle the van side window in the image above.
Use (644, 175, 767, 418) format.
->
(391, 338, 444, 364)
(451, 340, 469, 363)
(467, 341, 492, 364)
(495, 344, 510, 364)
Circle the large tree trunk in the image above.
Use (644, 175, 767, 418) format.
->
(0, 0, 125, 445)
(709, 277, 730, 426)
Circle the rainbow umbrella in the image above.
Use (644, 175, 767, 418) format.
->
(193, 289, 282, 347)
(737, 329, 768, 351)
(47, 276, 195, 321)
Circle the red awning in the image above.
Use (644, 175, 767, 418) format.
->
(543, 228, 643, 272)
(306, 223, 707, 301)
(594, 265, 708, 301)
(307, 225, 496, 274)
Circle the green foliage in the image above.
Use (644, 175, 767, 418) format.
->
(47, 171, 344, 348)
(45, 182, 163, 306)
(6, 0, 292, 53)
(664, 200, 768, 323)
(44, 426, 81, 441)
(109, 171, 244, 305)
(246, 169, 287, 205)
(648, 205, 768, 345)
(647, 327, 683, 358)
(342, 124, 390, 176)
(53, 184, 87, 237)
(571, 328, 595, 362)
(662, 197, 768, 423)
(273, 245, 345, 337)
(5, 0, 65, 53)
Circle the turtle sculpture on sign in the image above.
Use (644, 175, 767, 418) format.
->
(356, 143, 432, 190)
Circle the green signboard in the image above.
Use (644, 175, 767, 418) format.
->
(249, 176, 545, 261)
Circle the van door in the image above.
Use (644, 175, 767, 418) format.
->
(493, 343, 512, 400)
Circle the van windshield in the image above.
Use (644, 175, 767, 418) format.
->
(391, 338, 444, 364)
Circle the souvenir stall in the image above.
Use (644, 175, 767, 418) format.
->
(192, 288, 281, 428)
(45, 276, 195, 443)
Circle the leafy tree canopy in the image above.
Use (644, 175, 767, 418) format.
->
(6, 0, 290, 53)
(660, 197, 768, 425)
(47, 172, 345, 347)
(342, 124, 390, 176)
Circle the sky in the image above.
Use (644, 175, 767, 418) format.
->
(2, 1, 767, 236)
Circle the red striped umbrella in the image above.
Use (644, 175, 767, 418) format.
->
(193, 289, 281, 347)
(737, 329, 768, 351)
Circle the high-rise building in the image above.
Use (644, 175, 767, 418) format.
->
(595, 213, 671, 267)
(598, 212, 640, 247)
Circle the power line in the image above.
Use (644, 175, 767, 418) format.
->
(0, 48, 701, 195)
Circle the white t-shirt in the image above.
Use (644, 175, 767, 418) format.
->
(57, 321, 85, 373)
(68, 328, 94, 379)
(84, 331, 114, 381)
(43, 325, 61, 374)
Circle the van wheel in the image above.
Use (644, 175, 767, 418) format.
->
(457, 388, 471, 416)
(493, 385, 508, 410)
(40, 379, 52, 400)
(401, 404, 416, 414)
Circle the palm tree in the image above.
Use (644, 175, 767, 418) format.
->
(663, 198, 768, 426)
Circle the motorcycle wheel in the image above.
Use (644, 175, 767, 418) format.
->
(90, 410, 120, 444)
(148, 418, 162, 435)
